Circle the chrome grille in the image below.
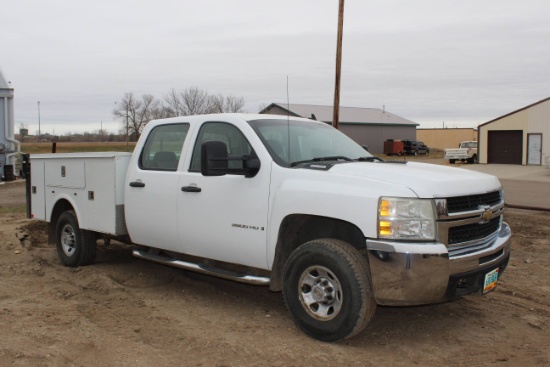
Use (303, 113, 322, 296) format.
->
(437, 190, 504, 258)
(446, 191, 502, 213)
(448, 217, 501, 245)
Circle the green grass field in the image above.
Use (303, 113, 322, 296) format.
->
(0, 205, 26, 214)
(22, 142, 137, 154)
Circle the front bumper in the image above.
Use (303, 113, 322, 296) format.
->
(444, 154, 470, 160)
(365, 222, 512, 306)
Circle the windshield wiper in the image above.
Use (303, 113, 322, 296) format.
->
(290, 156, 353, 167)
(356, 156, 383, 162)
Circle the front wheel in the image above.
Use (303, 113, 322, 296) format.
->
(56, 210, 97, 267)
(282, 239, 376, 341)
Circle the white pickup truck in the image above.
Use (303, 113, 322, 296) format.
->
(29, 114, 511, 341)
(445, 141, 478, 164)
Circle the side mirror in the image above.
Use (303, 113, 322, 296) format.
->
(243, 156, 260, 178)
(201, 140, 261, 178)
(201, 140, 229, 176)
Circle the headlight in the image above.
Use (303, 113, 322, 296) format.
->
(378, 197, 436, 240)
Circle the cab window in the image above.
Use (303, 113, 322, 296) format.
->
(139, 123, 190, 171)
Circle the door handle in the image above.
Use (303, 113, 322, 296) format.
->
(129, 181, 146, 188)
(181, 186, 201, 193)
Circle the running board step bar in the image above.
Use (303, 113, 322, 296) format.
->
(132, 249, 270, 286)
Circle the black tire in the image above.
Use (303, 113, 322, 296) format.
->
(282, 239, 376, 342)
(470, 154, 478, 164)
(414, 151, 418, 156)
(55, 210, 97, 267)
(425, 150, 430, 155)
(449, 159, 456, 164)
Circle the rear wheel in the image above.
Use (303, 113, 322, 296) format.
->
(414, 151, 418, 156)
(449, 159, 456, 164)
(282, 239, 376, 341)
(56, 210, 97, 267)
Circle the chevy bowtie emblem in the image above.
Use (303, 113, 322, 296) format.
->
(482, 209, 493, 221)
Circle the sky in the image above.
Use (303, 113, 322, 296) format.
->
(1, 0, 549, 135)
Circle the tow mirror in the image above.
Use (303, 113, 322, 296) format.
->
(243, 156, 260, 178)
(201, 140, 261, 178)
(201, 140, 229, 176)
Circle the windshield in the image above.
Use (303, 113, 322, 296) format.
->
(248, 118, 373, 167)
(460, 142, 477, 148)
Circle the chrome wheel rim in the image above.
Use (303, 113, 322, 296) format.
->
(60, 224, 76, 257)
(298, 265, 343, 321)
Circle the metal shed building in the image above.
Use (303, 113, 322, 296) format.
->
(478, 97, 550, 165)
(260, 103, 418, 154)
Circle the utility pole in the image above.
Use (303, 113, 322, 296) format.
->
(115, 98, 130, 151)
(38, 101, 41, 139)
(332, 0, 345, 130)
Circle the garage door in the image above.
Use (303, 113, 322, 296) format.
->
(487, 130, 523, 164)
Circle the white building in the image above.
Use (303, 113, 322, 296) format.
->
(478, 97, 550, 165)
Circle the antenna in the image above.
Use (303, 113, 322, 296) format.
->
(286, 76, 291, 163)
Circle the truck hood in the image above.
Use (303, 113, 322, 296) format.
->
(329, 161, 501, 198)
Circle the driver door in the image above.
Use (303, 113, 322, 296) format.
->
(177, 121, 271, 269)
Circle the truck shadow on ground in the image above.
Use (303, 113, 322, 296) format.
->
(92, 240, 483, 345)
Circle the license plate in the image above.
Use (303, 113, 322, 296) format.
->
(483, 268, 499, 294)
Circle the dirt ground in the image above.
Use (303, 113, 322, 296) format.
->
(1, 180, 549, 367)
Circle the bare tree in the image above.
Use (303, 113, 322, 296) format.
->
(113, 93, 162, 140)
(182, 86, 212, 115)
(114, 88, 246, 136)
(163, 87, 245, 116)
(163, 88, 183, 117)
(150, 102, 173, 120)
(224, 95, 245, 113)
(209, 94, 226, 114)
(163, 87, 210, 116)
(209, 94, 245, 113)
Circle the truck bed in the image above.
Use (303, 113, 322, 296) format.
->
(30, 152, 132, 235)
